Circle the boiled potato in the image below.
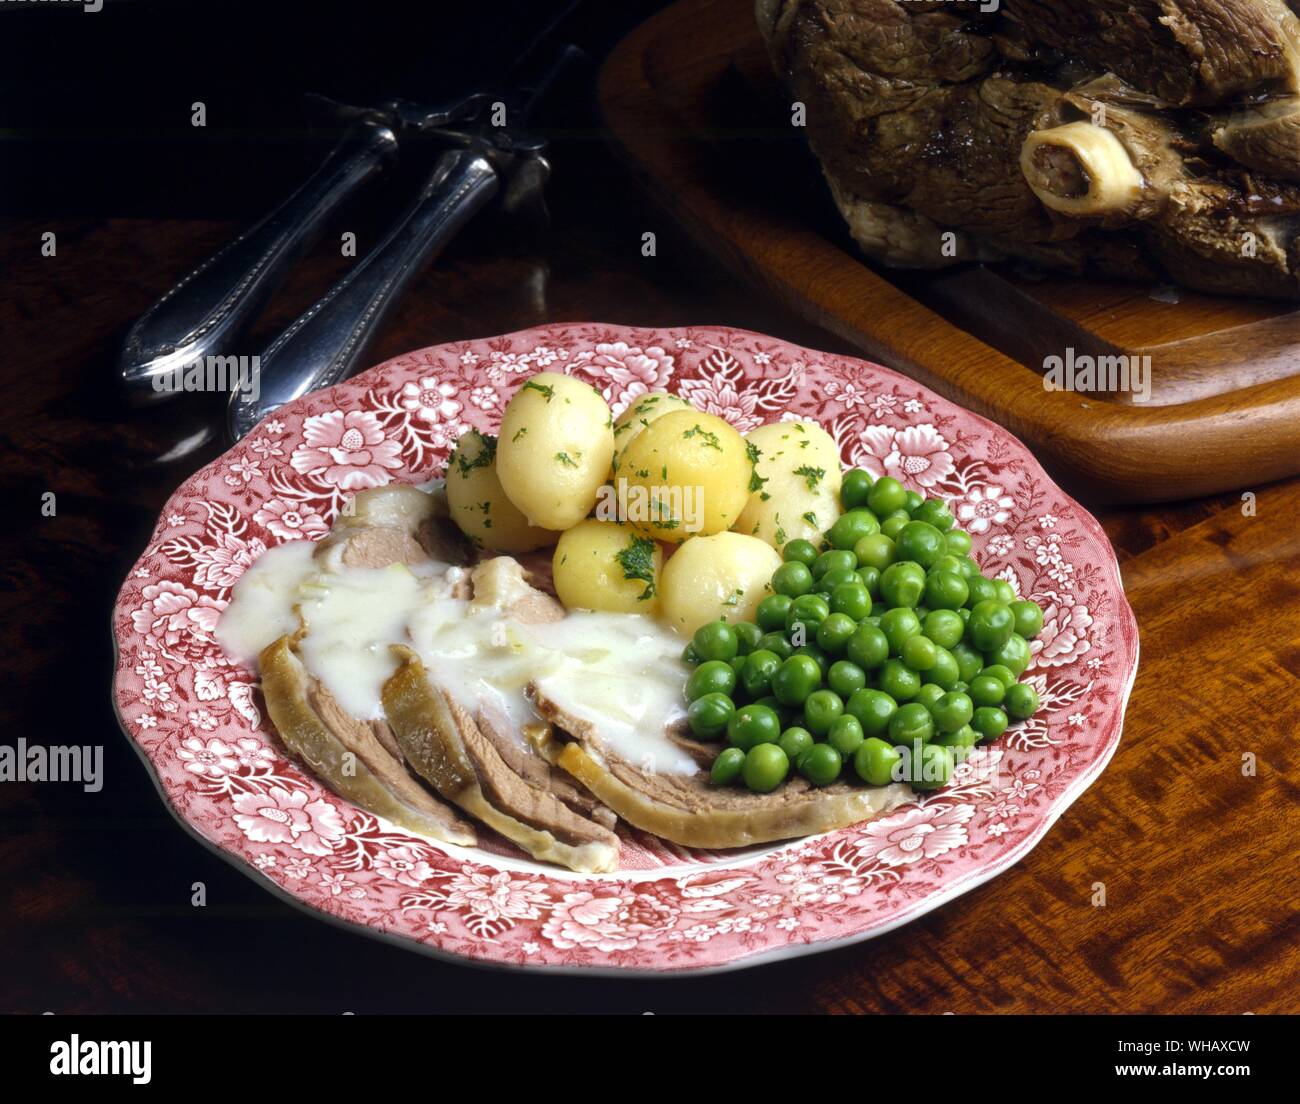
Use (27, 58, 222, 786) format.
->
(617, 409, 752, 543)
(445, 430, 557, 553)
(734, 420, 843, 550)
(496, 373, 615, 530)
(552, 519, 662, 614)
(659, 532, 781, 636)
(611, 391, 692, 476)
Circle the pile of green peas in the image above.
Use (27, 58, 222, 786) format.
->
(681, 469, 1045, 795)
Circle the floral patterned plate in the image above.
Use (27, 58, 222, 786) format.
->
(111, 323, 1138, 975)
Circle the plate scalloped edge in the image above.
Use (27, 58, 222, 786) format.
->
(110, 322, 1139, 977)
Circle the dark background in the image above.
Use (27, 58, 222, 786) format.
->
(2, 0, 1295, 1016)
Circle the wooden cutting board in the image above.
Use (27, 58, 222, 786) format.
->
(598, 0, 1300, 503)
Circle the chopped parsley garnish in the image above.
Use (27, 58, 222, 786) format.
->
(802, 511, 817, 527)
(746, 441, 767, 494)
(522, 380, 554, 402)
(455, 432, 497, 477)
(615, 535, 658, 601)
(683, 424, 722, 450)
(793, 464, 825, 491)
(512, 426, 528, 443)
(555, 451, 580, 468)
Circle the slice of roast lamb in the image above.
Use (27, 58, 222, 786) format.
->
(527, 685, 913, 850)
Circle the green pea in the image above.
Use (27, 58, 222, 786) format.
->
(846, 688, 898, 736)
(965, 576, 999, 608)
(783, 539, 818, 566)
(798, 743, 843, 786)
(686, 660, 735, 701)
(967, 600, 1015, 652)
(778, 726, 815, 763)
(756, 593, 794, 632)
(830, 582, 872, 620)
(759, 631, 793, 659)
(828, 714, 865, 758)
(793, 642, 832, 675)
(923, 609, 965, 649)
(804, 689, 845, 736)
(901, 634, 938, 671)
(711, 747, 746, 786)
(911, 497, 954, 532)
(866, 476, 907, 516)
(944, 528, 973, 555)
(743, 743, 790, 793)
(931, 690, 974, 733)
(812, 549, 856, 578)
(855, 737, 902, 786)
(1010, 599, 1044, 639)
(682, 643, 701, 665)
(730, 621, 762, 656)
(958, 555, 981, 578)
(888, 702, 934, 745)
(878, 658, 921, 701)
(986, 632, 1031, 677)
(857, 565, 882, 596)
(968, 674, 1006, 708)
(926, 646, 961, 690)
(753, 695, 797, 729)
(841, 468, 875, 510)
(819, 567, 860, 592)
(730, 655, 748, 684)
(771, 654, 822, 706)
(914, 683, 946, 711)
(878, 608, 921, 659)
(924, 570, 969, 611)
(880, 561, 926, 608)
(726, 703, 782, 751)
(993, 579, 1017, 605)
(816, 612, 858, 654)
(952, 641, 985, 683)
(828, 659, 867, 698)
(903, 490, 924, 512)
(932, 724, 978, 750)
(972, 706, 1008, 742)
(693, 620, 738, 662)
(909, 742, 955, 791)
(740, 649, 783, 699)
(896, 521, 947, 569)
(786, 594, 830, 642)
(879, 512, 909, 540)
(854, 533, 897, 572)
(828, 509, 880, 551)
(688, 692, 735, 740)
(927, 554, 966, 577)
(846, 623, 889, 670)
(980, 664, 1016, 689)
(772, 561, 814, 598)
(1004, 682, 1040, 720)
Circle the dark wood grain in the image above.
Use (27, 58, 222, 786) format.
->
(1, 22, 1296, 1014)
(600, 0, 1300, 503)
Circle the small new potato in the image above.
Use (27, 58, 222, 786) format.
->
(734, 421, 843, 550)
(552, 519, 662, 614)
(618, 408, 752, 543)
(445, 430, 557, 553)
(611, 391, 692, 476)
(660, 532, 781, 636)
(496, 373, 615, 530)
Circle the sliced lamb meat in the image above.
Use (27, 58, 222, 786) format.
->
(762, 0, 1300, 297)
(383, 648, 621, 873)
(259, 636, 476, 846)
(528, 685, 913, 850)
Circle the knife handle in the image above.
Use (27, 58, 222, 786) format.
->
(120, 119, 398, 395)
(227, 147, 500, 442)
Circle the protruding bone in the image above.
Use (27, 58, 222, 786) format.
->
(1020, 122, 1145, 218)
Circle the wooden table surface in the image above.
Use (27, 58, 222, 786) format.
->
(2, 84, 1297, 1015)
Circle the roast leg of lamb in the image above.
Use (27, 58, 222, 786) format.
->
(757, 0, 1300, 298)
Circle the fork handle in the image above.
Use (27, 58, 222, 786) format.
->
(227, 147, 500, 441)
(120, 119, 398, 395)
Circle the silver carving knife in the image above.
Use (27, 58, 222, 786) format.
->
(226, 45, 580, 442)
